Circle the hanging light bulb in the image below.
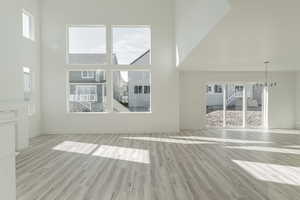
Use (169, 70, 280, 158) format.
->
(263, 61, 277, 88)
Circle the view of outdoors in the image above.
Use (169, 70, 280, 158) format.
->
(225, 84, 244, 128)
(113, 71, 151, 112)
(206, 83, 264, 128)
(246, 84, 264, 128)
(112, 26, 151, 65)
(68, 70, 107, 112)
(68, 26, 107, 65)
(206, 84, 224, 128)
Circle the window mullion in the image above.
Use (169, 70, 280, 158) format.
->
(107, 25, 112, 65)
(107, 70, 113, 113)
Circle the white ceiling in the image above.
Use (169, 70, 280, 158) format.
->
(179, 0, 300, 71)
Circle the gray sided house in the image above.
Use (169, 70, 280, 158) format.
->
(68, 53, 119, 65)
(69, 71, 106, 112)
(113, 50, 151, 112)
(207, 84, 263, 112)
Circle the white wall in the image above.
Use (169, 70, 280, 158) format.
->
(180, 71, 296, 130)
(180, 0, 300, 71)
(0, 1, 21, 199)
(41, 0, 179, 134)
(175, 0, 230, 65)
(21, 0, 41, 138)
(0, 0, 23, 103)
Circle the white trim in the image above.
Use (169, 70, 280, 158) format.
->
(242, 84, 246, 128)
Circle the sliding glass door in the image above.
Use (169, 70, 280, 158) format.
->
(245, 84, 264, 128)
(206, 82, 265, 129)
(225, 84, 244, 128)
(206, 84, 224, 128)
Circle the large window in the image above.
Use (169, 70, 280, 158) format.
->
(113, 71, 151, 112)
(66, 25, 152, 114)
(68, 26, 107, 65)
(112, 26, 151, 65)
(22, 10, 34, 40)
(68, 70, 107, 113)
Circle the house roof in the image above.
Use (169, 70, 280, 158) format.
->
(130, 50, 150, 65)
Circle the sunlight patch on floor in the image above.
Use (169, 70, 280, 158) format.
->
(233, 160, 300, 186)
(122, 137, 216, 144)
(226, 146, 300, 155)
(222, 128, 300, 135)
(53, 141, 98, 154)
(285, 145, 300, 149)
(171, 136, 271, 144)
(92, 145, 150, 164)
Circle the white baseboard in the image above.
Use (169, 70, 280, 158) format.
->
(42, 129, 180, 135)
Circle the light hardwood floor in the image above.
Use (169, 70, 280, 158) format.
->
(16, 129, 300, 200)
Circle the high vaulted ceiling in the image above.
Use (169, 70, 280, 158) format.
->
(178, 0, 300, 71)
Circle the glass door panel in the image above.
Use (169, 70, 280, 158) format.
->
(246, 84, 264, 128)
(225, 84, 244, 128)
(206, 84, 224, 128)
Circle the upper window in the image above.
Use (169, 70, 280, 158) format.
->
(68, 26, 107, 65)
(112, 26, 151, 65)
(22, 10, 34, 40)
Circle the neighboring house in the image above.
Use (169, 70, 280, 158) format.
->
(207, 84, 263, 110)
(69, 51, 151, 112)
(114, 50, 151, 112)
(68, 53, 118, 65)
(69, 71, 106, 112)
(207, 84, 223, 107)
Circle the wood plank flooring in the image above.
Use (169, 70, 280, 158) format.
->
(16, 129, 300, 200)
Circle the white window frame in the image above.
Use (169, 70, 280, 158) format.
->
(22, 9, 35, 41)
(65, 24, 153, 115)
(111, 25, 152, 66)
(66, 25, 107, 65)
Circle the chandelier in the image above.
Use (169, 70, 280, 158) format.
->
(256, 61, 277, 88)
